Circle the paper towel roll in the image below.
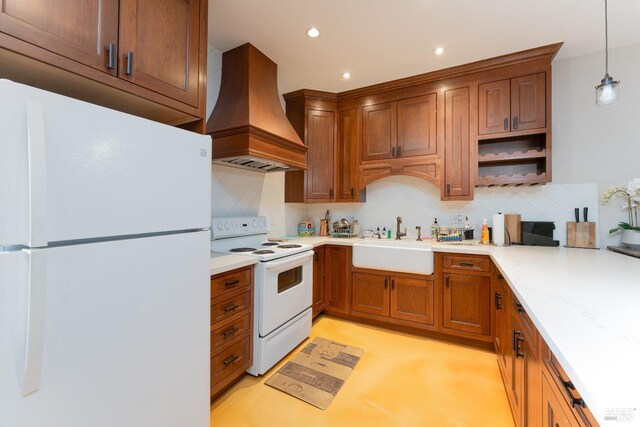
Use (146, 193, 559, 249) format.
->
(493, 213, 505, 246)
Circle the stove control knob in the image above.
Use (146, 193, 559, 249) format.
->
(261, 220, 267, 227)
(252, 219, 258, 228)
(224, 223, 230, 230)
(216, 223, 223, 231)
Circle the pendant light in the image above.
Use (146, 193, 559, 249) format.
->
(595, 0, 620, 107)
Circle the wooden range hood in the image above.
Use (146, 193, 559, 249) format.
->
(206, 43, 307, 172)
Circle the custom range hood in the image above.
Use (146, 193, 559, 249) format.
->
(206, 43, 307, 172)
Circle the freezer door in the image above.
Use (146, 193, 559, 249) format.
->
(0, 80, 211, 247)
(0, 231, 210, 427)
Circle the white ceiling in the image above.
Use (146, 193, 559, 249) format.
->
(208, 0, 640, 94)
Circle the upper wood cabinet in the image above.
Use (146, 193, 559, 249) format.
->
(442, 86, 472, 200)
(336, 108, 363, 202)
(285, 91, 365, 203)
(0, 0, 119, 74)
(119, 0, 201, 107)
(478, 73, 546, 135)
(362, 102, 397, 161)
(0, 0, 207, 129)
(362, 94, 437, 162)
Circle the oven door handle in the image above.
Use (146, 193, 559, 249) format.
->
(263, 250, 314, 271)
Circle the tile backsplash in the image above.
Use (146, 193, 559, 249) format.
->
(288, 176, 599, 246)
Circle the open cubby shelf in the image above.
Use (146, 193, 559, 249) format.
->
(476, 132, 549, 186)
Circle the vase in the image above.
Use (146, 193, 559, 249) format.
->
(620, 229, 640, 249)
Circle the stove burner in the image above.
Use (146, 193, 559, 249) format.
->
(229, 247, 257, 253)
(253, 250, 275, 255)
(278, 244, 302, 249)
(262, 242, 279, 247)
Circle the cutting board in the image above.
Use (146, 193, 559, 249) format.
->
(566, 222, 596, 248)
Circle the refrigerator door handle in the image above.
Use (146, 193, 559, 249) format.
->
(26, 102, 48, 248)
(20, 249, 47, 396)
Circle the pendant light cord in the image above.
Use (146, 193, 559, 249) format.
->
(605, 0, 609, 75)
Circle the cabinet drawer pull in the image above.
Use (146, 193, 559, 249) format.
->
(384, 278, 388, 289)
(223, 353, 239, 367)
(392, 146, 396, 157)
(514, 331, 525, 358)
(513, 116, 519, 129)
(446, 183, 451, 195)
(125, 51, 134, 75)
(503, 117, 509, 130)
(514, 302, 525, 314)
(445, 276, 450, 288)
(222, 327, 239, 339)
(223, 303, 240, 313)
(459, 261, 475, 267)
(351, 188, 355, 198)
(224, 279, 240, 288)
(497, 274, 504, 280)
(495, 292, 503, 310)
(329, 189, 334, 198)
(106, 43, 116, 70)
(391, 278, 395, 290)
(397, 146, 402, 157)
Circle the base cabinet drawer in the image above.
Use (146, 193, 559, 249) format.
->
(211, 335, 251, 385)
(442, 254, 491, 273)
(211, 313, 251, 355)
(211, 290, 251, 324)
(211, 267, 252, 299)
(542, 371, 580, 427)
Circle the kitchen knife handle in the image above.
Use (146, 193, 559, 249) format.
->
(574, 208, 580, 223)
(583, 207, 588, 222)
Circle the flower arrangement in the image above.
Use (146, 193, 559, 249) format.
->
(601, 178, 640, 233)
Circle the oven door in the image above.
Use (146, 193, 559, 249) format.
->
(257, 250, 313, 337)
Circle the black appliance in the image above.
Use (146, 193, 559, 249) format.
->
(520, 221, 559, 247)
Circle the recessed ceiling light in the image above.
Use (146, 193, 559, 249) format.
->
(434, 47, 444, 56)
(307, 27, 320, 38)
(342, 72, 351, 80)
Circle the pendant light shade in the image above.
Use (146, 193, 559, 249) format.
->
(595, 0, 620, 107)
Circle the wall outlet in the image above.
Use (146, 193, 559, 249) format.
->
(452, 212, 464, 224)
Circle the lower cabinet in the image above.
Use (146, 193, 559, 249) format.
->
(210, 266, 254, 400)
(352, 271, 434, 326)
(542, 370, 578, 427)
(312, 247, 326, 318)
(324, 245, 352, 314)
(438, 253, 492, 341)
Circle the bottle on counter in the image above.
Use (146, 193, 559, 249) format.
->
(431, 218, 439, 241)
(481, 218, 490, 244)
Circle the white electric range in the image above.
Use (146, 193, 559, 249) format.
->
(211, 216, 313, 376)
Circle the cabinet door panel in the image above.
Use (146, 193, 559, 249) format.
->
(443, 87, 471, 198)
(362, 102, 397, 161)
(478, 80, 510, 135)
(390, 276, 434, 325)
(442, 273, 490, 335)
(0, 0, 119, 74)
(312, 247, 325, 318)
(351, 272, 389, 317)
(119, 0, 200, 106)
(324, 246, 351, 313)
(337, 108, 359, 201)
(306, 109, 335, 200)
(397, 94, 437, 158)
(511, 73, 546, 131)
(542, 372, 578, 427)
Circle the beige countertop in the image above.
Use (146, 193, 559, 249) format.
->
(210, 253, 257, 276)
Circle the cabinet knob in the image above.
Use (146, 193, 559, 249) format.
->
(125, 51, 134, 76)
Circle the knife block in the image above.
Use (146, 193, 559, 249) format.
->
(566, 222, 596, 248)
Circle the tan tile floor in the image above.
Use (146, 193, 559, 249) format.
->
(211, 316, 514, 427)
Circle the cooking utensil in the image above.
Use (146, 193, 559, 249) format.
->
(583, 207, 588, 222)
(332, 218, 350, 230)
(574, 208, 580, 223)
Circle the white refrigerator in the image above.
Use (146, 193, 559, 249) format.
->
(0, 80, 211, 427)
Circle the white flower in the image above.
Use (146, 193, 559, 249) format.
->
(627, 178, 640, 196)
